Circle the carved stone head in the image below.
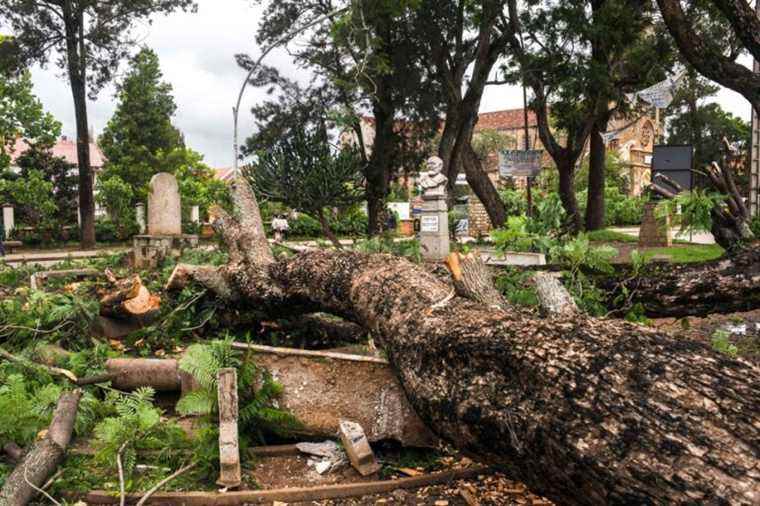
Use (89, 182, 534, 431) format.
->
(426, 156, 444, 175)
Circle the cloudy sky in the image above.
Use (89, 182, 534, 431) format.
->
(26, 0, 756, 169)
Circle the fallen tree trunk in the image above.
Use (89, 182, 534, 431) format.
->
(602, 244, 760, 317)
(167, 179, 760, 505)
(0, 389, 82, 506)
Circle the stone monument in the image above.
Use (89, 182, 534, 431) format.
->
(638, 201, 672, 248)
(133, 172, 198, 268)
(418, 156, 450, 261)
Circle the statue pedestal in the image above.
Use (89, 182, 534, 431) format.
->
(419, 197, 450, 261)
(133, 234, 199, 269)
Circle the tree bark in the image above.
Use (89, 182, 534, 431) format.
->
(656, 0, 760, 117)
(557, 157, 583, 232)
(169, 179, 760, 504)
(603, 243, 760, 317)
(585, 121, 607, 231)
(463, 144, 507, 229)
(316, 208, 342, 249)
(62, 1, 95, 249)
(0, 390, 82, 506)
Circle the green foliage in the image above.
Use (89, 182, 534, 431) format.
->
(0, 70, 61, 170)
(491, 216, 556, 254)
(164, 147, 231, 222)
(247, 119, 365, 240)
(0, 289, 99, 345)
(472, 129, 515, 161)
(494, 268, 539, 307)
(93, 387, 188, 486)
(0, 169, 57, 233)
(354, 236, 423, 263)
(99, 48, 185, 204)
(749, 215, 760, 239)
(642, 244, 724, 264)
(96, 175, 138, 240)
(656, 189, 725, 235)
(176, 338, 299, 464)
(0, 373, 62, 447)
(585, 229, 636, 243)
(711, 329, 738, 357)
(549, 235, 617, 316)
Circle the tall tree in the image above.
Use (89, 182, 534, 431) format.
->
(252, 0, 440, 235)
(501, 0, 672, 231)
(0, 69, 61, 170)
(99, 47, 184, 204)
(0, 0, 196, 248)
(668, 101, 751, 169)
(414, 0, 510, 228)
(656, 0, 760, 117)
(662, 69, 721, 171)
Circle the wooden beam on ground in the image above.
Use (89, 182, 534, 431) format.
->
(82, 466, 488, 505)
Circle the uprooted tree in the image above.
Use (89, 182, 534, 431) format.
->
(166, 178, 760, 505)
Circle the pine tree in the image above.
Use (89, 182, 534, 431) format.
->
(99, 47, 184, 203)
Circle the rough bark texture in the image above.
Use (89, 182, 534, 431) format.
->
(0, 389, 82, 506)
(585, 120, 607, 231)
(170, 179, 760, 504)
(445, 252, 508, 311)
(533, 272, 578, 317)
(604, 244, 760, 317)
(656, 0, 760, 117)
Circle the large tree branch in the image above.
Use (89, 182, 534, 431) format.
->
(656, 0, 760, 115)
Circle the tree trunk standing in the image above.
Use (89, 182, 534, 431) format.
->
(316, 209, 342, 249)
(463, 144, 507, 227)
(173, 179, 760, 504)
(557, 157, 583, 232)
(365, 97, 395, 236)
(63, 1, 95, 248)
(585, 121, 608, 231)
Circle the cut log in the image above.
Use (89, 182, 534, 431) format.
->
(168, 178, 760, 505)
(532, 272, 578, 316)
(445, 252, 507, 311)
(0, 389, 82, 506)
(105, 358, 183, 392)
(100, 273, 160, 321)
(217, 368, 241, 488)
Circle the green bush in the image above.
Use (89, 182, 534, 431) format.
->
(286, 214, 322, 237)
(95, 217, 137, 243)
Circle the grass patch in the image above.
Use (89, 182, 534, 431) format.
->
(643, 244, 724, 263)
(586, 229, 637, 243)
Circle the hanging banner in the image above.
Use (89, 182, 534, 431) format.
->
(628, 70, 686, 109)
(498, 150, 543, 178)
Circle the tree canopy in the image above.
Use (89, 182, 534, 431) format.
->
(0, 70, 61, 170)
(99, 47, 184, 203)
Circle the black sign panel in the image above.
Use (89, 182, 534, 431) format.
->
(651, 145, 693, 192)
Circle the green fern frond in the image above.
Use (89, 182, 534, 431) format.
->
(176, 388, 216, 416)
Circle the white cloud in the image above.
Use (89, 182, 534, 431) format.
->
(25, 1, 757, 169)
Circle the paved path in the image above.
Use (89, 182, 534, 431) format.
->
(609, 226, 716, 245)
(1, 247, 128, 267)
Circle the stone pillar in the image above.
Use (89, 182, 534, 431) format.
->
(135, 203, 146, 234)
(638, 201, 671, 248)
(2, 204, 14, 239)
(147, 172, 181, 235)
(419, 196, 450, 261)
(190, 205, 200, 224)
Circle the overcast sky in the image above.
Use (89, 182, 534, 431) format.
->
(26, 0, 756, 169)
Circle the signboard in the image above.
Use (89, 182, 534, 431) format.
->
(651, 145, 693, 195)
(498, 150, 543, 178)
(420, 216, 439, 233)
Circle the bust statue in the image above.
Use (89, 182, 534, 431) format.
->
(419, 156, 448, 198)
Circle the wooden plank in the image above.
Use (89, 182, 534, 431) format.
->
(83, 466, 489, 505)
(216, 368, 241, 488)
(231, 342, 388, 365)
